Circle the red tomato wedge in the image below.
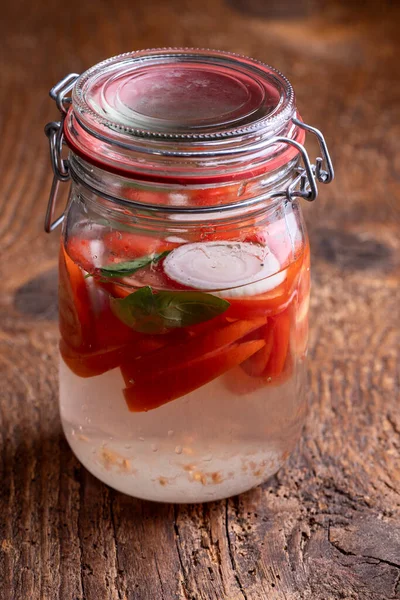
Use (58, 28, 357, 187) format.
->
(124, 339, 265, 412)
(104, 232, 179, 258)
(59, 245, 93, 350)
(120, 317, 267, 386)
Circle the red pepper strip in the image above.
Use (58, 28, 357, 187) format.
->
(124, 339, 265, 412)
(225, 308, 292, 396)
(120, 317, 267, 387)
(240, 323, 275, 377)
(58, 245, 93, 351)
(263, 309, 291, 379)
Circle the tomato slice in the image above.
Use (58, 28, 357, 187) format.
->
(59, 245, 93, 350)
(104, 232, 179, 258)
(124, 339, 265, 412)
(120, 317, 267, 386)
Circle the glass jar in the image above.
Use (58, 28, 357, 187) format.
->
(44, 49, 333, 503)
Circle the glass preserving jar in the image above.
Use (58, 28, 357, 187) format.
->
(44, 49, 333, 503)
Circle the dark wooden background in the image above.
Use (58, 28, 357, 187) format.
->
(1, 0, 399, 598)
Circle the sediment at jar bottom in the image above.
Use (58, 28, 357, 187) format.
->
(60, 359, 307, 502)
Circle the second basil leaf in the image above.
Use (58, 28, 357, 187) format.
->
(99, 251, 170, 278)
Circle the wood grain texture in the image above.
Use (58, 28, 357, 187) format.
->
(1, 0, 399, 598)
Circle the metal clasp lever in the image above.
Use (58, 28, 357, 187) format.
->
(44, 73, 80, 233)
(290, 117, 334, 201)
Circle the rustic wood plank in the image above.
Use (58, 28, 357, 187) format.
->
(1, 0, 399, 599)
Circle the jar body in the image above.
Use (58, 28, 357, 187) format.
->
(58, 173, 309, 502)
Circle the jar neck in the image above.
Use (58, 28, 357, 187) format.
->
(69, 151, 300, 220)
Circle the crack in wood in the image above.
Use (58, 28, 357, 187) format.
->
(386, 413, 400, 437)
(393, 570, 400, 599)
(109, 494, 125, 600)
(380, 479, 400, 497)
(225, 500, 248, 600)
(173, 507, 190, 600)
(77, 469, 86, 600)
(154, 555, 165, 600)
(200, 508, 226, 595)
(328, 525, 400, 571)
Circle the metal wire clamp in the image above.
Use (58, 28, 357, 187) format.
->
(44, 74, 334, 232)
(44, 74, 79, 233)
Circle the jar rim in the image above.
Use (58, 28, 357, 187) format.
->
(72, 48, 295, 140)
(64, 48, 304, 184)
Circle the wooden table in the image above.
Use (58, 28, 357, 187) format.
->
(1, 1, 399, 598)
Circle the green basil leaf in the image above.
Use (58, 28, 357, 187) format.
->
(99, 251, 170, 278)
(110, 286, 166, 334)
(110, 286, 230, 334)
(154, 291, 230, 329)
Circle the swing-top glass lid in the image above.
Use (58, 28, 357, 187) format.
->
(71, 48, 295, 139)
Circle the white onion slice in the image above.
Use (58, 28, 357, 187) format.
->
(163, 241, 286, 298)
